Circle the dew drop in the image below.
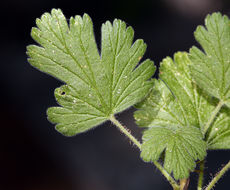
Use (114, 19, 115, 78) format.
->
(89, 94, 92, 97)
(117, 88, 121, 94)
(73, 99, 77, 103)
(123, 75, 127, 79)
(215, 128, 219, 131)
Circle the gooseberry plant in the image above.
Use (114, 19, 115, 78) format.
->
(27, 9, 230, 190)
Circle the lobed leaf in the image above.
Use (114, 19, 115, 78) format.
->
(27, 9, 155, 136)
(135, 52, 208, 179)
(141, 125, 206, 180)
(189, 13, 230, 105)
(135, 50, 230, 179)
(188, 12, 230, 149)
(135, 52, 213, 132)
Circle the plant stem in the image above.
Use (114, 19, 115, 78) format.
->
(109, 115, 141, 149)
(153, 161, 180, 190)
(197, 160, 205, 190)
(109, 115, 180, 190)
(180, 178, 190, 190)
(204, 100, 224, 133)
(205, 161, 230, 190)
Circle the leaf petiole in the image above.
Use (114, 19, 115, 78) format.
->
(109, 115, 141, 149)
(109, 115, 180, 190)
(197, 160, 205, 190)
(205, 161, 230, 190)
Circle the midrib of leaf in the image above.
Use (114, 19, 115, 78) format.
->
(180, 57, 206, 128)
(112, 46, 140, 108)
(209, 130, 230, 146)
(28, 50, 101, 113)
(162, 66, 198, 126)
(207, 115, 230, 143)
(30, 50, 104, 115)
(53, 13, 108, 113)
(213, 16, 225, 97)
(194, 84, 202, 128)
(149, 90, 185, 127)
(112, 32, 129, 96)
(52, 110, 103, 117)
(114, 64, 152, 109)
(115, 83, 150, 109)
(110, 21, 120, 111)
(77, 24, 111, 112)
(190, 49, 216, 87)
(198, 28, 219, 88)
(61, 88, 106, 115)
(59, 117, 103, 126)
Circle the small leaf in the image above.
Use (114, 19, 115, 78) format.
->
(189, 12, 230, 104)
(135, 79, 185, 128)
(135, 52, 207, 179)
(27, 9, 155, 136)
(141, 125, 206, 180)
(135, 52, 213, 132)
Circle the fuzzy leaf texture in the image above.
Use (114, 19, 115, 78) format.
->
(189, 13, 230, 106)
(27, 9, 155, 136)
(141, 125, 206, 180)
(206, 106, 230, 150)
(135, 52, 207, 179)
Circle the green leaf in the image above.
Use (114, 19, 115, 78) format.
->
(187, 12, 230, 149)
(135, 52, 213, 132)
(141, 125, 206, 180)
(135, 52, 208, 179)
(27, 9, 155, 136)
(189, 12, 230, 105)
(206, 106, 230, 150)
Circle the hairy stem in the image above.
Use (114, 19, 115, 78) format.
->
(197, 160, 205, 190)
(205, 161, 230, 190)
(204, 100, 224, 133)
(154, 161, 180, 190)
(109, 115, 141, 149)
(109, 115, 179, 190)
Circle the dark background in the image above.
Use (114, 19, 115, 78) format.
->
(1, 0, 230, 190)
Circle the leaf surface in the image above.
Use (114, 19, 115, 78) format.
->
(141, 125, 206, 180)
(188, 12, 230, 149)
(189, 13, 230, 105)
(135, 52, 212, 132)
(135, 52, 208, 179)
(206, 106, 230, 149)
(27, 9, 155, 136)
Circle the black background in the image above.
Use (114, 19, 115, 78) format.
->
(1, 0, 230, 190)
